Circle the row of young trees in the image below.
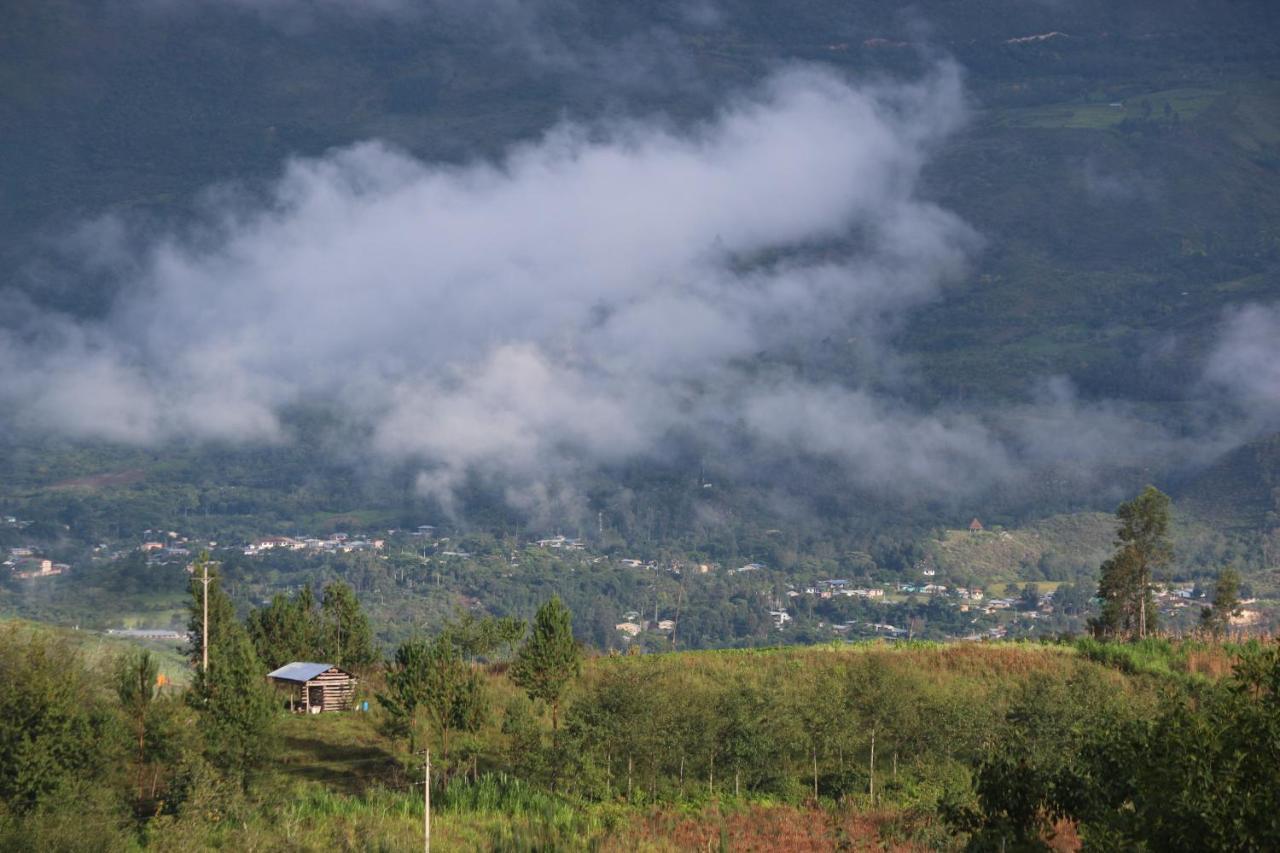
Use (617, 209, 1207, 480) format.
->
(952, 641, 1280, 850)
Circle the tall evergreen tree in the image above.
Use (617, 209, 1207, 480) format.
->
(321, 581, 378, 669)
(115, 649, 159, 800)
(1093, 486, 1171, 639)
(510, 596, 581, 733)
(185, 557, 276, 789)
(1200, 567, 1242, 638)
(247, 585, 323, 670)
(0, 626, 124, 816)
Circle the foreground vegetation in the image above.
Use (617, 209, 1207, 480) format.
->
(3, 603, 1277, 851)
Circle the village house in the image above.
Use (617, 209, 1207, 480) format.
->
(533, 535, 585, 550)
(267, 662, 357, 713)
(615, 621, 642, 638)
(13, 558, 68, 579)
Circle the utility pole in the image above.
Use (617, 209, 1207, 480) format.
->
(423, 749, 431, 853)
(200, 560, 211, 673)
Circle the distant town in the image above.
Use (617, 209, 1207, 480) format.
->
(5, 516, 1265, 643)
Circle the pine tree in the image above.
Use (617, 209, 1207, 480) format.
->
(246, 585, 323, 669)
(321, 581, 379, 669)
(185, 557, 276, 789)
(510, 596, 581, 733)
(378, 636, 487, 766)
(115, 649, 159, 800)
(1200, 567, 1242, 637)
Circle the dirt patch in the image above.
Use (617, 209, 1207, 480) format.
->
(47, 468, 145, 491)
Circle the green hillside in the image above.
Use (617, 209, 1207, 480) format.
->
(4, 615, 1278, 850)
(927, 512, 1116, 584)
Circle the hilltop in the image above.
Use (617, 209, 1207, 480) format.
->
(5, 614, 1276, 850)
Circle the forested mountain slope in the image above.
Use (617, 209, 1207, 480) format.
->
(1, 0, 1279, 589)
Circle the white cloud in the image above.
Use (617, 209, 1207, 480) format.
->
(1204, 303, 1280, 425)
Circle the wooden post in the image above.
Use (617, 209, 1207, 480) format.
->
(200, 561, 211, 674)
(812, 745, 818, 799)
(868, 728, 876, 805)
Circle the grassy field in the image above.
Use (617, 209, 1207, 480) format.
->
(994, 87, 1223, 130)
(0, 616, 191, 686)
(925, 511, 1114, 583)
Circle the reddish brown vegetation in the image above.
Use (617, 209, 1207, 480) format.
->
(47, 468, 145, 490)
(610, 804, 937, 852)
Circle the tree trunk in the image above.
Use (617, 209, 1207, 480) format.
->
(627, 754, 633, 801)
(709, 754, 714, 796)
(1139, 569, 1147, 639)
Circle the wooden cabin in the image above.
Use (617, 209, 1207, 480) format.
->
(267, 662, 356, 713)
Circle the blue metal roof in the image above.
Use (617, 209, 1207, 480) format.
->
(267, 662, 338, 682)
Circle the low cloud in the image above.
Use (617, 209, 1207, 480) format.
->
(0, 65, 984, 497)
(1203, 303, 1280, 426)
(4, 61, 1272, 513)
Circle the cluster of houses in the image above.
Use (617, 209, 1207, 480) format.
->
(4, 547, 69, 579)
(784, 577, 989, 603)
(614, 610, 676, 639)
(1155, 584, 1262, 626)
(138, 531, 196, 564)
(242, 533, 385, 557)
(533, 535, 587, 551)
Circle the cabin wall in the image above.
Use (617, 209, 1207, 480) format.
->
(311, 670, 355, 712)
